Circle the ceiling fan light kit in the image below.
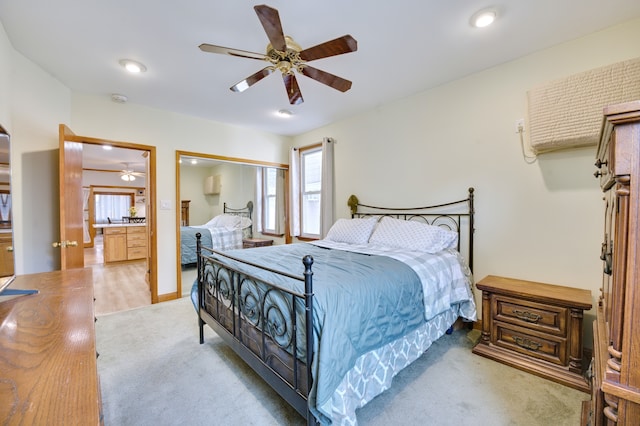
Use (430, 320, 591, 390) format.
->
(199, 4, 357, 105)
(120, 162, 145, 181)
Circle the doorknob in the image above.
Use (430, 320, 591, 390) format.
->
(52, 240, 79, 248)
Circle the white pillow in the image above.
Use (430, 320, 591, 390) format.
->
(369, 216, 458, 253)
(239, 216, 252, 229)
(324, 217, 378, 245)
(205, 214, 240, 228)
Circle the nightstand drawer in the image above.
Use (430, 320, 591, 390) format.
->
(493, 295, 567, 336)
(494, 323, 566, 366)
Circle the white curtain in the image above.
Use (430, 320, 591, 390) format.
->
(95, 194, 131, 224)
(274, 169, 285, 235)
(320, 137, 334, 238)
(83, 188, 91, 243)
(254, 168, 263, 234)
(289, 148, 301, 236)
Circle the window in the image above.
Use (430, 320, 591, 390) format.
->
(262, 167, 278, 233)
(300, 146, 322, 238)
(0, 190, 11, 229)
(94, 193, 134, 224)
(290, 138, 333, 239)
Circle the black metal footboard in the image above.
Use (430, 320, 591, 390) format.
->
(195, 233, 316, 425)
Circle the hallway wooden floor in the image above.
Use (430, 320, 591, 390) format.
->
(85, 235, 150, 316)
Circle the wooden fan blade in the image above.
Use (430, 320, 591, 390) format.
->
(254, 5, 286, 52)
(199, 44, 267, 60)
(299, 35, 357, 62)
(282, 74, 303, 105)
(301, 66, 352, 92)
(231, 67, 275, 92)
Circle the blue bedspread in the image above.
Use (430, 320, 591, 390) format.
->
(199, 243, 428, 422)
(180, 226, 212, 265)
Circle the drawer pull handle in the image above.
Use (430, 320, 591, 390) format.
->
(600, 241, 613, 276)
(513, 336, 542, 351)
(512, 309, 541, 323)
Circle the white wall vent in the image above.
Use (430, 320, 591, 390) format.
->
(204, 175, 221, 195)
(527, 57, 640, 154)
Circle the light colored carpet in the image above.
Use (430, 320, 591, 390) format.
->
(96, 297, 589, 425)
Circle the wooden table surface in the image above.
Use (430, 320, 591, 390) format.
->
(0, 268, 101, 425)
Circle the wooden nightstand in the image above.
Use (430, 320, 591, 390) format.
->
(472, 275, 592, 393)
(242, 238, 274, 248)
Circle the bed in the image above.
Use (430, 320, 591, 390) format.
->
(180, 201, 253, 266)
(192, 188, 477, 425)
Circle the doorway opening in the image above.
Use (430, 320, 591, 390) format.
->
(59, 124, 157, 313)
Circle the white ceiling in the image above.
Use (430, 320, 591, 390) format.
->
(2, 1, 640, 138)
(82, 144, 148, 173)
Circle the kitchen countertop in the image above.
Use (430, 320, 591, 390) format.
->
(93, 223, 146, 228)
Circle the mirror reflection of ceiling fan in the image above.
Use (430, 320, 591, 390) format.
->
(199, 4, 357, 105)
(120, 162, 145, 182)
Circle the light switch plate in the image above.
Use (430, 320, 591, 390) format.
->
(160, 200, 171, 210)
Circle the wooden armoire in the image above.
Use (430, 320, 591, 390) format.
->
(585, 100, 640, 425)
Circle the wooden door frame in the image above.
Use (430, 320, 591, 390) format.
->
(60, 125, 159, 303)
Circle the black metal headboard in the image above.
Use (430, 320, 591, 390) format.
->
(348, 188, 475, 272)
(223, 201, 254, 238)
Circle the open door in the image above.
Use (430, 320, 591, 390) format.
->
(58, 124, 84, 269)
(58, 124, 158, 303)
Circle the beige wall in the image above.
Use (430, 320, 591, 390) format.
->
(3, 17, 640, 326)
(1, 23, 72, 273)
(0, 21, 291, 295)
(292, 17, 640, 332)
(179, 162, 255, 226)
(0, 23, 10, 126)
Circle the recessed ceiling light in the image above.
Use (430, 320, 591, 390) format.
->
(190, 159, 198, 165)
(119, 59, 147, 73)
(470, 8, 497, 28)
(102, 145, 113, 150)
(277, 109, 293, 117)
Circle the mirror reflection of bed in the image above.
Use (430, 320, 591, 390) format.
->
(176, 152, 288, 297)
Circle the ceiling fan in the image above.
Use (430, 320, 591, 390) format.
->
(199, 4, 357, 105)
(120, 163, 145, 182)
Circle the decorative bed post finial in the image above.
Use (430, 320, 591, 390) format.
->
(348, 195, 359, 216)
